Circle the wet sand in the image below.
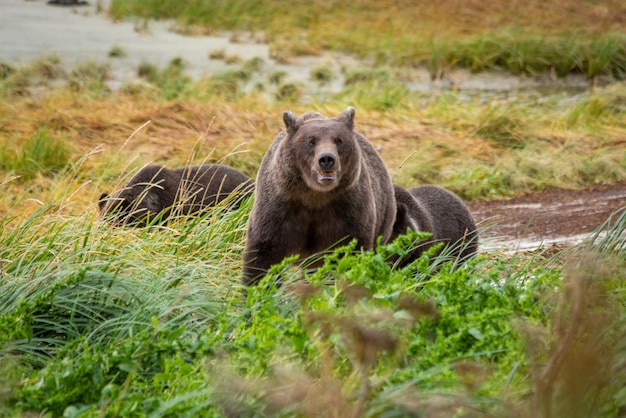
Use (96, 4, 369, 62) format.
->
(0, 0, 274, 88)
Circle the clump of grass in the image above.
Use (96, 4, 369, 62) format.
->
(335, 68, 409, 111)
(69, 60, 110, 93)
(0, 63, 14, 79)
(170, 22, 215, 36)
(197, 70, 247, 100)
(118, 80, 160, 98)
(1, 206, 248, 415)
(343, 68, 394, 86)
(136, 57, 191, 100)
(108, 45, 127, 58)
(224, 54, 242, 65)
(427, 30, 626, 80)
(269, 33, 321, 62)
(583, 33, 626, 79)
(565, 85, 626, 126)
(158, 58, 191, 99)
(0, 129, 72, 180)
(268, 70, 287, 85)
(133, 18, 151, 35)
(275, 82, 302, 102)
(208, 48, 226, 60)
(337, 78, 409, 112)
(0, 70, 32, 97)
(31, 53, 65, 80)
(474, 107, 527, 149)
(241, 56, 265, 73)
(310, 64, 334, 85)
(0, 54, 66, 96)
(137, 61, 158, 79)
(586, 206, 626, 253)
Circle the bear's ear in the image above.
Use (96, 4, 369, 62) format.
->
(336, 107, 355, 131)
(283, 110, 299, 134)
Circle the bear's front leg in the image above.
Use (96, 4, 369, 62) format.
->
(242, 238, 283, 286)
(242, 210, 305, 286)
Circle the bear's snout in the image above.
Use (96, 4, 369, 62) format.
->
(318, 153, 336, 171)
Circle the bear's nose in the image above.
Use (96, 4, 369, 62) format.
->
(318, 153, 336, 171)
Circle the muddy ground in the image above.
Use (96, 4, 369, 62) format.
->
(467, 182, 626, 252)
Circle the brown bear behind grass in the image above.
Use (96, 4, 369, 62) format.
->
(390, 184, 478, 266)
(99, 164, 253, 227)
(242, 107, 396, 286)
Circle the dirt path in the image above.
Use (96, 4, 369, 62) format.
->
(467, 182, 626, 252)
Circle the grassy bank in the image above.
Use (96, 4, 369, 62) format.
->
(1, 56, 625, 217)
(109, 0, 626, 79)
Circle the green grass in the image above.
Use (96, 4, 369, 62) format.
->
(0, 128, 72, 180)
(136, 57, 192, 100)
(1, 174, 624, 416)
(68, 61, 111, 94)
(424, 30, 626, 79)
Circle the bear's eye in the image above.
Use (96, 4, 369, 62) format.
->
(308, 137, 317, 146)
(334, 137, 343, 145)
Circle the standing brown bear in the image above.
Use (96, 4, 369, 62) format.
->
(242, 107, 396, 286)
(390, 184, 478, 266)
(99, 164, 253, 227)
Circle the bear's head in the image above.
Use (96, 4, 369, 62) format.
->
(98, 184, 163, 227)
(283, 107, 361, 193)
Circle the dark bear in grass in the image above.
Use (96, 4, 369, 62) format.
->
(99, 164, 253, 227)
(390, 184, 478, 266)
(242, 107, 396, 286)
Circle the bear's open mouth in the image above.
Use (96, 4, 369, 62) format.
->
(317, 170, 337, 182)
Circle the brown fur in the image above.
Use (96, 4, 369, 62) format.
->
(390, 184, 478, 265)
(389, 185, 438, 264)
(99, 164, 253, 227)
(242, 107, 396, 286)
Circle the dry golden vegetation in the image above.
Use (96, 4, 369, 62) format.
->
(1, 79, 625, 220)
